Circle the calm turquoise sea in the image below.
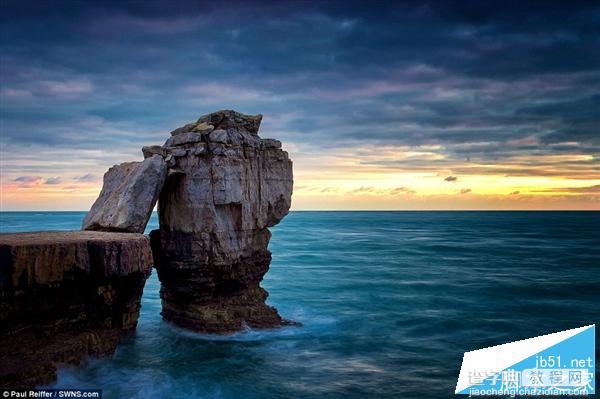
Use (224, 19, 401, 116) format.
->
(1, 211, 599, 398)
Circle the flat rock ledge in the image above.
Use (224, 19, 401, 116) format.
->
(0, 231, 153, 389)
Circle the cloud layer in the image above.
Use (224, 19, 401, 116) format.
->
(1, 0, 599, 210)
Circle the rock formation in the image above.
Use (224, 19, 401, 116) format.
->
(0, 231, 153, 388)
(82, 155, 167, 233)
(147, 110, 294, 333)
(0, 110, 292, 390)
(78, 109, 293, 334)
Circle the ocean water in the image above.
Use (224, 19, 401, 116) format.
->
(1, 211, 599, 398)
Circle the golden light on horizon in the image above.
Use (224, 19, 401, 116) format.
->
(1, 144, 598, 211)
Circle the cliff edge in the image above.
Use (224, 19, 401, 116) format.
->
(0, 231, 153, 388)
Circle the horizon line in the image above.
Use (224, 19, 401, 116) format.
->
(0, 209, 598, 212)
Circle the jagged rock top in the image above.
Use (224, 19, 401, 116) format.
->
(170, 109, 263, 137)
(142, 110, 287, 165)
(145, 109, 292, 235)
(83, 109, 289, 243)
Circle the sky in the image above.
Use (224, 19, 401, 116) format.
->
(0, 0, 599, 210)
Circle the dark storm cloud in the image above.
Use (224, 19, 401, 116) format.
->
(13, 176, 43, 187)
(390, 187, 417, 195)
(1, 0, 599, 178)
(351, 186, 376, 194)
(74, 174, 97, 182)
(14, 176, 41, 183)
(44, 177, 62, 185)
(348, 186, 417, 195)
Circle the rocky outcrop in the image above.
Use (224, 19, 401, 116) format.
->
(148, 110, 294, 333)
(76, 109, 293, 333)
(82, 155, 167, 233)
(0, 110, 294, 390)
(0, 231, 153, 388)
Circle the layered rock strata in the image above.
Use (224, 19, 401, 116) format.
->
(0, 231, 153, 388)
(148, 110, 294, 333)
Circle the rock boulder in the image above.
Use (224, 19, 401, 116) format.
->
(82, 155, 167, 233)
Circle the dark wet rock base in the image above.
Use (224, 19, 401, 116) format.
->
(0, 231, 153, 389)
(151, 229, 295, 333)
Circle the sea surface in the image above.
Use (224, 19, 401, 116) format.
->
(1, 211, 599, 398)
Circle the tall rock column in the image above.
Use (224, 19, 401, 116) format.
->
(149, 110, 293, 333)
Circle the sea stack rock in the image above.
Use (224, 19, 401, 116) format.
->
(82, 155, 167, 233)
(0, 231, 153, 388)
(149, 110, 293, 333)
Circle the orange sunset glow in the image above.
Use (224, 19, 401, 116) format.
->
(1, 142, 598, 210)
